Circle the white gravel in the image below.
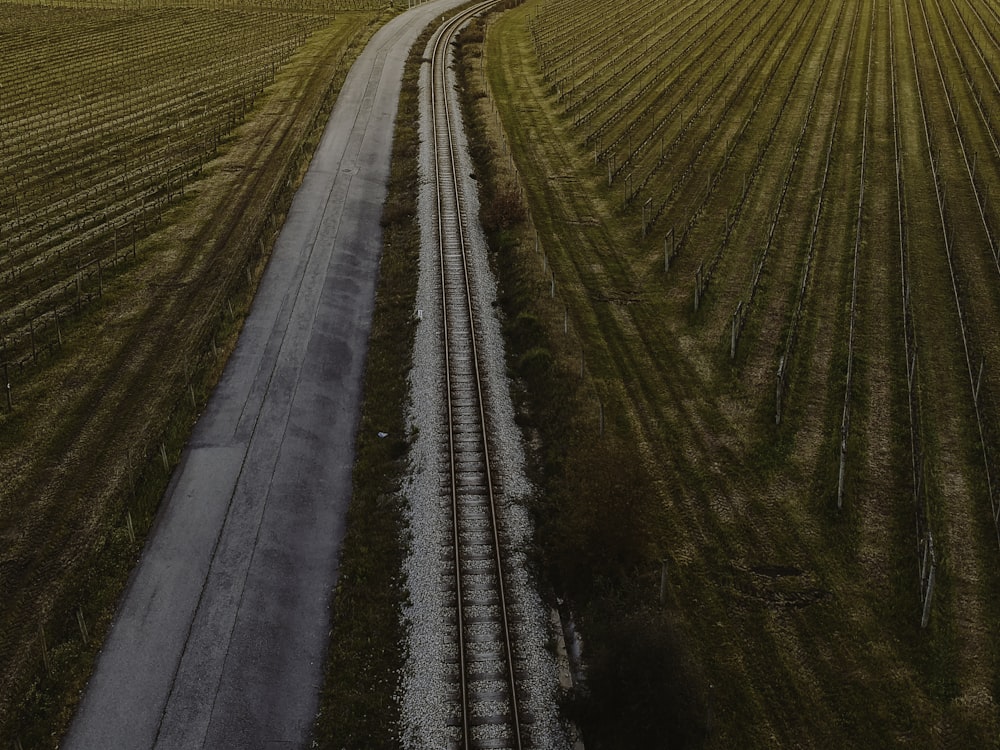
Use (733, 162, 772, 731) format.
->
(398, 18, 570, 750)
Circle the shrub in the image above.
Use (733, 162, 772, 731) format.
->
(481, 181, 526, 233)
(549, 436, 664, 600)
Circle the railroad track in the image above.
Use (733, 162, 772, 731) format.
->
(427, 3, 525, 748)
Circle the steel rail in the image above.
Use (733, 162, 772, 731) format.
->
(427, 2, 523, 748)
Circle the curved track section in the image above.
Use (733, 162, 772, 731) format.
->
(427, 4, 524, 749)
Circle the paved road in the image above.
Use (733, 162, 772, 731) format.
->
(64, 3, 465, 747)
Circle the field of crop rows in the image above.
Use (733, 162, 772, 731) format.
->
(492, 0, 1000, 742)
(0, 1, 377, 743)
(5, 0, 380, 11)
(0, 0, 379, 380)
(532, 0, 1000, 603)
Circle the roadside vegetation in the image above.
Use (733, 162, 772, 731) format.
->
(0, 2, 384, 745)
(311, 17, 440, 749)
(481, 0, 1000, 745)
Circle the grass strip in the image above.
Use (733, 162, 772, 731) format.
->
(311, 17, 440, 750)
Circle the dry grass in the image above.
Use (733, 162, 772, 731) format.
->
(482, 0, 1000, 745)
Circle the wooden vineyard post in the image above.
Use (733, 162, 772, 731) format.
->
(975, 357, 984, 404)
(38, 623, 50, 674)
(920, 536, 931, 591)
(775, 358, 784, 425)
(76, 607, 89, 645)
(693, 262, 704, 311)
(664, 227, 674, 273)
(4, 362, 11, 411)
(731, 302, 742, 359)
(642, 197, 652, 237)
(837, 424, 848, 510)
(921, 560, 936, 629)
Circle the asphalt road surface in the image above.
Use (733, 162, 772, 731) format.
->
(64, 3, 467, 747)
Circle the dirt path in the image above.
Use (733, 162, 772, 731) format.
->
(60, 2, 475, 748)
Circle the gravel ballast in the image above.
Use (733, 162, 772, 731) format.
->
(398, 18, 569, 750)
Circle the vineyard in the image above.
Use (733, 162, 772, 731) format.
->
(486, 0, 1000, 744)
(0, 0, 381, 376)
(0, 0, 380, 745)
